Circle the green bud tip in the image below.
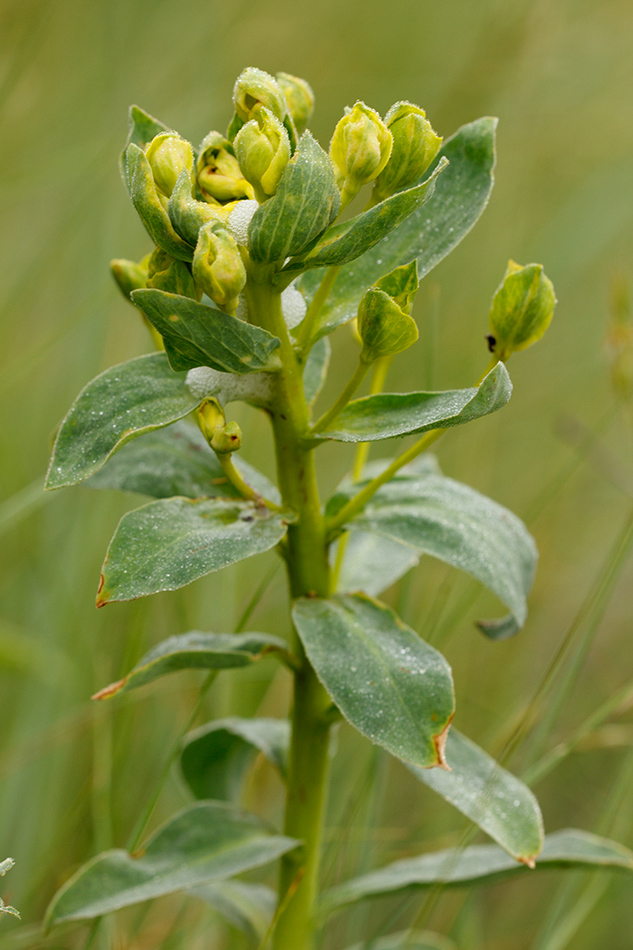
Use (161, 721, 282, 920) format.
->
(357, 285, 419, 362)
(275, 72, 315, 135)
(488, 260, 556, 361)
(329, 101, 393, 202)
(211, 420, 243, 454)
(197, 398, 226, 444)
(373, 101, 442, 203)
(110, 258, 148, 299)
(192, 223, 247, 313)
(144, 133, 194, 198)
(233, 106, 290, 202)
(233, 67, 287, 124)
(196, 131, 255, 203)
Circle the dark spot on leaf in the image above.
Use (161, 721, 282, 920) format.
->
(485, 334, 496, 353)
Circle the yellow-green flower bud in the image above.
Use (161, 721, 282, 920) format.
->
(144, 133, 194, 198)
(193, 223, 247, 313)
(211, 420, 242, 454)
(233, 106, 290, 202)
(374, 260, 419, 314)
(110, 257, 148, 299)
(145, 246, 200, 301)
(197, 131, 254, 204)
(357, 286, 419, 363)
(373, 102, 442, 203)
(275, 72, 315, 135)
(488, 260, 557, 361)
(233, 67, 287, 124)
(329, 102, 393, 203)
(197, 398, 226, 444)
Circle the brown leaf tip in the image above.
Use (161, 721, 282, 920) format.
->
(518, 855, 536, 869)
(91, 678, 125, 701)
(432, 716, 454, 770)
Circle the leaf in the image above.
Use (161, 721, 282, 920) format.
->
(97, 497, 290, 605)
(292, 594, 454, 769)
(333, 531, 420, 596)
(409, 729, 543, 862)
(281, 160, 447, 277)
(131, 289, 281, 374)
(94, 634, 291, 700)
(312, 362, 511, 443)
(87, 420, 280, 503)
(322, 829, 633, 915)
(303, 336, 331, 406)
(45, 801, 298, 927)
(248, 131, 340, 265)
(120, 104, 173, 185)
(327, 466, 536, 634)
(299, 117, 497, 340)
(345, 931, 457, 950)
(126, 143, 194, 261)
(181, 717, 290, 800)
(45, 354, 202, 490)
(192, 880, 275, 941)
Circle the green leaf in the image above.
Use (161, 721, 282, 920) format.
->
(345, 931, 457, 950)
(292, 594, 454, 769)
(97, 497, 291, 605)
(282, 159, 447, 276)
(94, 634, 291, 700)
(168, 169, 218, 246)
(126, 143, 194, 261)
(409, 729, 543, 862)
(46, 354, 202, 491)
(322, 829, 633, 915)
(45, 801, 298, 927)
(182, 717, 290, 800)
(87, 420, 280, 503)
(120, 105, 173, 185)
(248, 131, 340, 265)
(327, 465, 536, 634)
(299, 117, 497, 340)
(333, 531, 420, 596)
(303, 336, 331, 406)
(131, 289, 281, 374)
(192, 880, 275, 941)
(357, 287, 419, 362)
(312, 362, 511, 443)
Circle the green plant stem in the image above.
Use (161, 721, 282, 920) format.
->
(311, 359, 369, 433)
(215, 450, 282, 511)
(248, 277, 333, 950)
(295, 265, 341, 351)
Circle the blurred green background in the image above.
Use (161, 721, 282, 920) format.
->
(1, 0, 633, 947)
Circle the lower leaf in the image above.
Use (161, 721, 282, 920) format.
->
(191, 879, 276, 941)
(344, 931, 457, 950)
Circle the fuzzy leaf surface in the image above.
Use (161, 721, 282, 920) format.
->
(313, 363, 511, 443)
(292, 594, 454, 768)
(192, 880, 275, 941)
(97, 498, 290, 605)
(94, 634, 290, 700)
(126, 144, 193, 261)
(120, 105, 173, 184)
(248, 131, 340, 264)
(182, 717, 290, 800)
(45, 801, 297, 926)
(46, 354, 201, 490)
(132, 289, 281, 374)
(322, 830, 633, 915)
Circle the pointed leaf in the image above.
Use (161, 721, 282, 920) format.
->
(345, 931, 457, 950)
(328, 467, 536, 633)
(409, 729, 543, 862)
(281, 159, 447, 276)
(120, 105, 173, 184)
(192, 880, 275, 940)
(127, 143, 194, 261)
(312, 363, 511, 443)
(182, 717, 290, 800)
(131, 289, 281, 374)
(46, 354, 202, 490)
(292, 594, 454, 769)
(87, 420, 280, 503)
(94, 634, 290, 700)
(248, 132, 340, 265)
(322, 830, 633, 915)
(45, 801, 298, 927)
(299, 117, 497, 340)
(97, 497, 290, 605)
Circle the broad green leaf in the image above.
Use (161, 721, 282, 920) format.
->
(94, 634, 291, 700)
(182, 717, 290, 800)
(248, 131, 340, 265)
(312, 362, 511, 443)
(87, 420, 280, 503)
(327, 466, 536, 634)
(322, 829, 633, 915)
(292, 594, 454, 769)
(97, 498, 290, 605)
(345, 931, 457, 950)
(120, 105, 173, 185)
(409, 729, 543, 862)
(132, 289, 281, 374)
(192, 880, 275, 941)
(45, 801, 298, 927)
(299, 117, 497, 340)
(126, 143, 194, 261)
(46, 354, 202, 490)
(303, 336, 331, 406)
(333, 531, 420, 596)
(281, 159, 447, 277)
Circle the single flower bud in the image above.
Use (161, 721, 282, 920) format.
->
(357, 286, 419, 363)
(193, 223, 247, 313)
(197, 398, 226, 444)
(110, 257, 148, 299)
(374, 260, 419, 314)
(373, 101, 442, 203)
(146, 248, 201, 301)
(329, 101, 393, 202)
(145, 133, 194, 198)
(488, 260, 556, 361)
(197, 131, 255, 203)
(211, 420, 243, 454)
(233, 67, 287, 124)
(276, 72, 315, 135)
(233, 106, 290, 202)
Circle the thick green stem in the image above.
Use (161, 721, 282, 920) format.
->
(247, 277, 332, 950)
